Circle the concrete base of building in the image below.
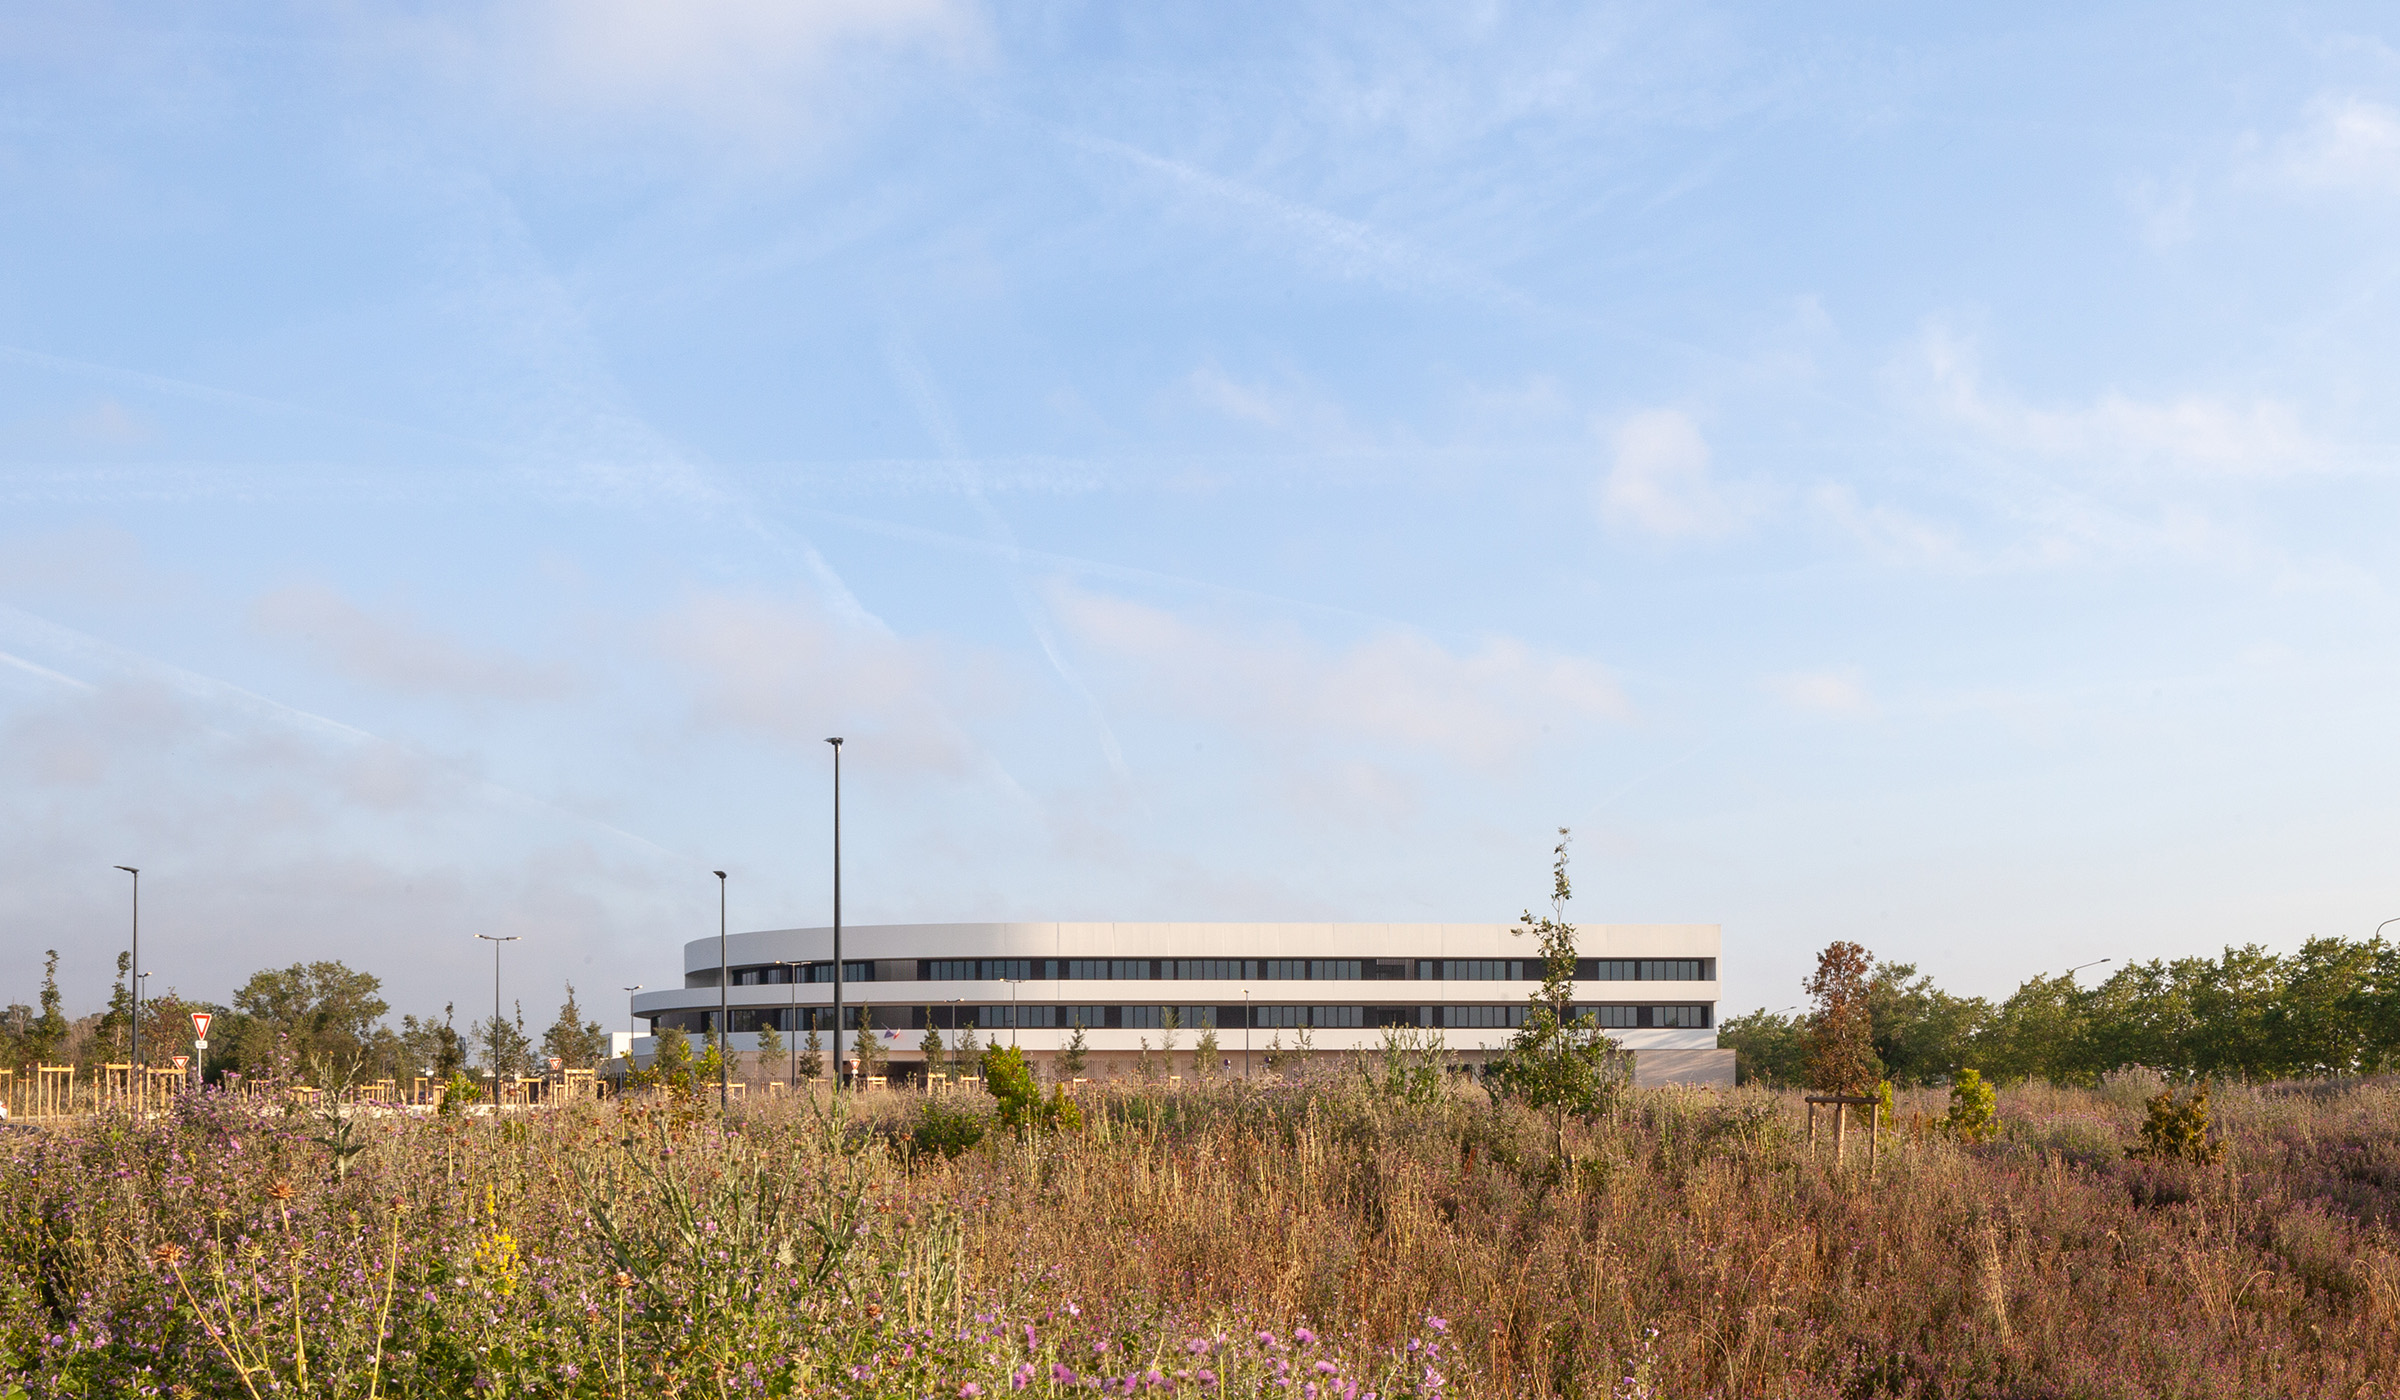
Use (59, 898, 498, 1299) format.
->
(1631, 1047, 1736, 1088)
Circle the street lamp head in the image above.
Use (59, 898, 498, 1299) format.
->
(824, 736, 842, 748)
(476, 934, 521, 943)
(624, 984, 643, 992)
(714, 870, 727, 881)
(115, 865, 138, 875)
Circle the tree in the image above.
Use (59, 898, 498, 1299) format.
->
(399, 1005, 468, 1082)
(2183, 945, 2285, 1079)
(1194, 1023, 1220, 1078)
(139, 992, 201, 1074)
(1717, 1008, 1808, 1087)
(1489, 830, 1625, 1158)
(797, 1021, 824, 1081)
(1868, 962, 1990, 1086)
(851, 1006, 884, 1083)
(951, 1024, 981, 1082)
(541, 983, 610, 1071)
(27, 951, 67, 1066)
(471, 1001, 538, 1083)
(1060, 1022, 1089, 1080)
(1803, 941, 1881, 1098)
(90, 951, 134, 1066)
(754, 1017, 783, 1081)
(918, 1008, 946, 1083)
(225, 961, 390, 1083)
(2078, 960, 2193, 1078)
(1976, 972, 2089, 1085)
(637, 1025, 696, 1098)
(2270, 938, 2374, 1077)
(1161, 1007, 1182, 1073)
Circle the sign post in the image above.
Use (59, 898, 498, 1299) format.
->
(189, 1011, 212, 1093)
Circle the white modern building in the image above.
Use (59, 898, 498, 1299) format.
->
(628, 921, 1734, 1088)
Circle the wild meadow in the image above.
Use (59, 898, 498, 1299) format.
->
(6, 1064, 2400, 1399)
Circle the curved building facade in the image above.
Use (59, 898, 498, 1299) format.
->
(629, 921, 1734, 1087)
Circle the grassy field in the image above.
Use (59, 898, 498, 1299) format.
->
(5, 1068, 2400, 1398)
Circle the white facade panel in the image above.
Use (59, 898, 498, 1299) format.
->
(633, 921, 1726, 1083)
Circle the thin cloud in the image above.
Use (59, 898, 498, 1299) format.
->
(408, 0, 979, 147)
(1056, 127, 1538, 313)
(2269, 95, 2400, 197)
(1049, 584, 1629, 769)
(1766, 668, 1873, 718)
(252, 583, 578, 702)
(1597, 409, 1739, 539)
(1913, 326, 2326, 478)
(657, 588, 1006, 776)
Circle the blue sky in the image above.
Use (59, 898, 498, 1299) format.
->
(5, 2, 2399, 1026)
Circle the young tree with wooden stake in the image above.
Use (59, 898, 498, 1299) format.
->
(851, 1006, 884, 1085)
(752, 1017, 783, 1087)
(796, 1022, 823, 1082)
(918, 1007, 945, 1085)
(1490, 829, 1624, 1161)
(1805, 941, 1883, 1128)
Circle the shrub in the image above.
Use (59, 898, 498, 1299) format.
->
(435, 1069, 480, 1116)
(1943, 1068, 2000, 1144)
(906, 1097, 989, 1160)
(2128, 1081, 2223, 1163)
(982, 1044, 1083, 1135)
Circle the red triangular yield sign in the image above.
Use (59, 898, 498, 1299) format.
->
(172, 1055, 188, 1071)
(190, 1011, 212, 1040)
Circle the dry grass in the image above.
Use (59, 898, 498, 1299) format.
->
(8, 1071, 2400, 1396)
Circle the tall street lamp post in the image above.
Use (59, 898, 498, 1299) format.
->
(1243, 989, 1251, 1079)
(825, 737, 844, 1090)
(476, 935, 520, 1108)
(115, 867, 139, 1076)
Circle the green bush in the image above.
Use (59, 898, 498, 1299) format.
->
(981, 1044, 1082, 1135)
(1943, 1068, 2000, 1144)
(2128, 1081, 2223, 1163)
(436, 1069, 481, 1116)
(905, 1098, 989, 1160)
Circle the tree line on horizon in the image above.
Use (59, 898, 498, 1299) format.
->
(0, 954, 614, 1087)
(1727, 934, 2400, 1088)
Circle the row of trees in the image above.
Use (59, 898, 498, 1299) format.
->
(1728, 935, 2400, 1088)
(0, 954, 614, 1087)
